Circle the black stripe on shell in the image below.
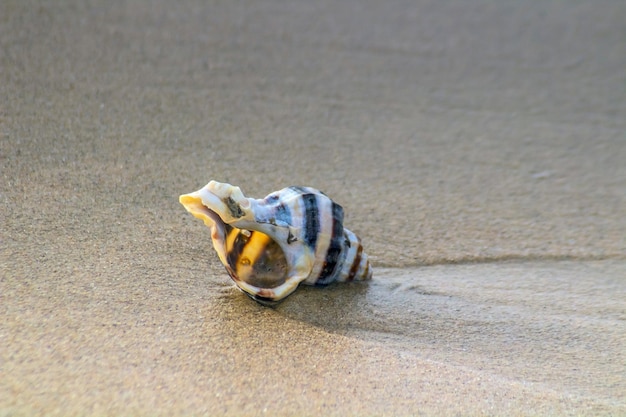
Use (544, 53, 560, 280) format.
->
(317, 202, 345, 284)
(347, 243, 363, 282)
(300, 193, 320, 249)
(246, 292, 280, 306)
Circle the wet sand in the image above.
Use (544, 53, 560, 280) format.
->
(2, 0, 625, 416)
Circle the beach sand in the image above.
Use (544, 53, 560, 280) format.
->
(2, 0, 625, 415)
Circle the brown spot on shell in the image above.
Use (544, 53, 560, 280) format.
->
(224, 196, 245, 218)
(347, 244, 363, 282)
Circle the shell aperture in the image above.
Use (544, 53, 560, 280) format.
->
(179, 181, 372, 303)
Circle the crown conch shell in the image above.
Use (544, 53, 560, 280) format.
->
(179, 181, 372, 303)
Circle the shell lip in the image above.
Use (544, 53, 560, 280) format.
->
(179, 193, 224, 228)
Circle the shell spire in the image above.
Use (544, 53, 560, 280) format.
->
(179, 181, 372, 303)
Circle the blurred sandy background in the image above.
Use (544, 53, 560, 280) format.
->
(1, 0, 625, 415)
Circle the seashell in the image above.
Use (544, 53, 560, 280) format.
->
(179, 181, 372, 303)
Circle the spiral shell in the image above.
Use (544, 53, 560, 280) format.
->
(179, 181, 372, 303)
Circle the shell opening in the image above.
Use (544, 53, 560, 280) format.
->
(179, 194, 223, 228)
(224, 226, 289, 289)
(181, 192, 291, 293)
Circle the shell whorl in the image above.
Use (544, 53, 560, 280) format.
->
(179, 181, 372, 303)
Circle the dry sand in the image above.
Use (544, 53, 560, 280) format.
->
(1, 0, 625, 416)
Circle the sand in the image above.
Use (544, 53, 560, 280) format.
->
(1, 0, 625, 416)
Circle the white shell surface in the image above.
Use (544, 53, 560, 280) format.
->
(179, 181, 372, 303)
